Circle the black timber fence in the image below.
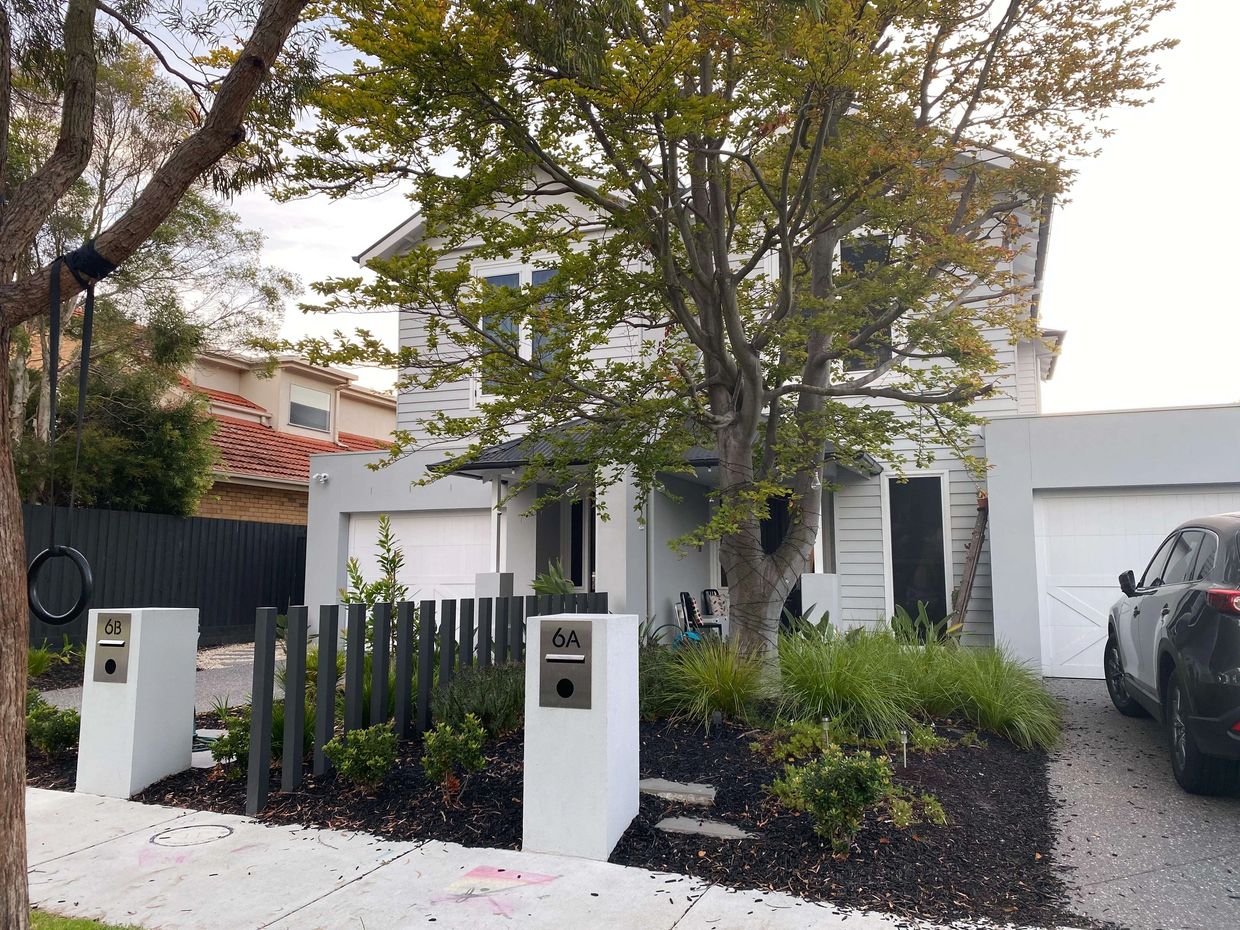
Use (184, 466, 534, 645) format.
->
(24, 503, 306, 647)
(246, 592, 608, 816)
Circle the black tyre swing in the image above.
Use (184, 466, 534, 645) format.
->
(26, 244, 116, 626)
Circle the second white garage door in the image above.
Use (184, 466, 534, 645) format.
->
(348, 509, 492, 603)
(1034, 486, 1240, 678)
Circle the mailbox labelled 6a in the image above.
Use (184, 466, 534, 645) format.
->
(539, 620, 592, 709)
(92, 612, 131, 683)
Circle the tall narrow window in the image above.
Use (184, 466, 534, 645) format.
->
(530, 267, 558, 372)
(841, 234, 894, 373)
(888, 476, 948, 624)
(480, 273, 520, 394)
(289, 384, 330, 431)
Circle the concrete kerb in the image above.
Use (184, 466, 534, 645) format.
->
(27, 787, 1087, 930)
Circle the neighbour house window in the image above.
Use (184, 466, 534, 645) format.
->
(840, 234, 894, 373)
(530, 267, 559, 373)
(289, 384, 331, 431)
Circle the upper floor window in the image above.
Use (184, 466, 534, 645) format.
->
(840, 234, 893, 373)
(476, 267, 558, 400)
(289, 384, 331, 431)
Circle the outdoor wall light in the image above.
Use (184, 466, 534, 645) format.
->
(312, 472, 330, 486)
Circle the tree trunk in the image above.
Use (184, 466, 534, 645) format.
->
(0, 324, 29, 928)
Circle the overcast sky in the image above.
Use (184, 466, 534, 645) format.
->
(234, 3, 1234, 412)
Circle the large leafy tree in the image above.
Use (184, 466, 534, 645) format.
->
(0, 1, 312, 924)
(286, 0, 1172, 649)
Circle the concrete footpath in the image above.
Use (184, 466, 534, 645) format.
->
(25, 788, 1059, 930)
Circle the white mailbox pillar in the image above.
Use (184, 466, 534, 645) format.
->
(523, 612, 638, 860)
(76, 607, 199, 798)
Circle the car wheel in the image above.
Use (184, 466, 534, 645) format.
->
(1104, 636, 1148, 718)
(1165, 671, 1240, 796)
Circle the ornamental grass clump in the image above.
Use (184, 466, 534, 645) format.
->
(923, 647, 1062, 750)
(777, 631, 917, 742)
(661, 636, 768, 727)
(435, 664, 525, 736)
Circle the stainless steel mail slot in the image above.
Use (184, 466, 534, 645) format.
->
(539, 620, 592, 709)
(93, 612, 132, 683)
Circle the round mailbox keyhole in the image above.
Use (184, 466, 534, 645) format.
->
(104, 658, 116, 675)
(556, 677, 574, 699)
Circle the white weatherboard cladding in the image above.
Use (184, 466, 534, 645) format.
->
(348, 509, 491, 603)
(1035, 486, 1240, 678)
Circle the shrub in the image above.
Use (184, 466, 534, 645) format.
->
(770, 746, 893, 852)
(778, 631, 917, 742)
(26, 699, 80, 757)
(751, 719, 827, 762)
(660, 637, 768, 727)
(532, 558, 575, 595)
(921, 647, 1061, 749)
(324, 723, 397, 790)
(421, 713, 486, 802)
(209, 699, 315, 778)
(435, 664, 524, 736)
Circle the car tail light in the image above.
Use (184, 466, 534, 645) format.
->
(1233, 720, 1240, 733)
(1206, 589, 1240, 615)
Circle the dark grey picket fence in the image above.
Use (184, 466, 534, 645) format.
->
(245, 592, 608, 815)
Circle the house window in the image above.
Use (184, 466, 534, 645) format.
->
(476, 267, 558, 399)
(289, 384, 331, 431)
(840, 235, 893, 373)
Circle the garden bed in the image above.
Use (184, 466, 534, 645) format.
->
(29, 717, 1085, 928)
(29, 653, 85, 692)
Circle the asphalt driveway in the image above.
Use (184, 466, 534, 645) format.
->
(1047, 679, 1240, 930)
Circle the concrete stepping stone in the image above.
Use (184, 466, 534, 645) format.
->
(190, 750, 217, 770)
(655, 816, 754, 840)
(639, 778, 716, 806)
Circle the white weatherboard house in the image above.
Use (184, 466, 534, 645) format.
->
(304, 181, 1240, 680)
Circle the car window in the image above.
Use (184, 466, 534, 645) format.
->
(1190, 531, 1219, 581)
(1159, 531, 1202, 586)
(1140, 534, 1181, 588)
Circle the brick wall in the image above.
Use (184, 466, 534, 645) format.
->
(196, 480, 308, 525)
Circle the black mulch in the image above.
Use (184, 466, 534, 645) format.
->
(29, 654, 86, 692)
(33, 719, 1089, 928)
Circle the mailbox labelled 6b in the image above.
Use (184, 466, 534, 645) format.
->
(539, 620, 592, 709)
(92, 612, 131, 683)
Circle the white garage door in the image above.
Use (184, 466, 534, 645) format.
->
(1034, 486, 1240, 678)
(348, 510, 492, 603)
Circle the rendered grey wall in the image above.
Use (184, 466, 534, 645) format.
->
(985, 404, 1240, 672)
(648, 475, 712, 628)
(304, 449, 493, 613)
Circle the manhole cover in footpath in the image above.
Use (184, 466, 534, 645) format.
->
(150, 824, 234, 847)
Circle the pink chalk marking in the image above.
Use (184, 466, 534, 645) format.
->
(462, 866, 557, 886)
(432, 865, 560, 917)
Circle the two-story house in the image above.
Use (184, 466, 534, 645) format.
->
(302, 173, 1060, 647)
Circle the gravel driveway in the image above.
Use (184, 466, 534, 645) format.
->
(1048, 679, 1240, 930)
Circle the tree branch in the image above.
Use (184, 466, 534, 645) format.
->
(95, 0, 209, 111)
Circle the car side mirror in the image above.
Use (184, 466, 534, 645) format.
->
(1119, 570, 1137, 599)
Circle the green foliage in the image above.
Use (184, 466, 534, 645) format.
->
(434, 664, 524, 737)
(421, 714, 487, 802)
(918, 647, 1062, 751)
(31, 909, 144, 930)
(751, 719, 827, 762)
(778, 632, 918, 742)
(209, 699, 315, 777)
(339, 515, 410, 611)
(907, 722, 948, 753)
(27, 646, 55, 680)
(771, 747, 893, 852)
(26, 695, 80, 757)
(659, 637, 768, 727)
(920, 793, 948, 827)
(891, 603, 962, 645)
(323, 724, 398, 790)
(638, 644, 676, 721)
(532, 559, 575, 596)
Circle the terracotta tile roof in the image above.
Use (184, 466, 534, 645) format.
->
(211, 415, 389, 483)
(179, 378, 267, 412)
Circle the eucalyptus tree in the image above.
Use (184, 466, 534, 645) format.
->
(0, 2, 313, 924)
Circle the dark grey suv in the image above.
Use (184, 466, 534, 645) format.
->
(1106, 513, 1240, 794)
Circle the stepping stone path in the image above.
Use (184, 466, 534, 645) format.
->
(638, 778, 716, 806)
(655, 816, 755, 840)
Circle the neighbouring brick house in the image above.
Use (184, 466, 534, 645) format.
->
(184, 351, 395, 525)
